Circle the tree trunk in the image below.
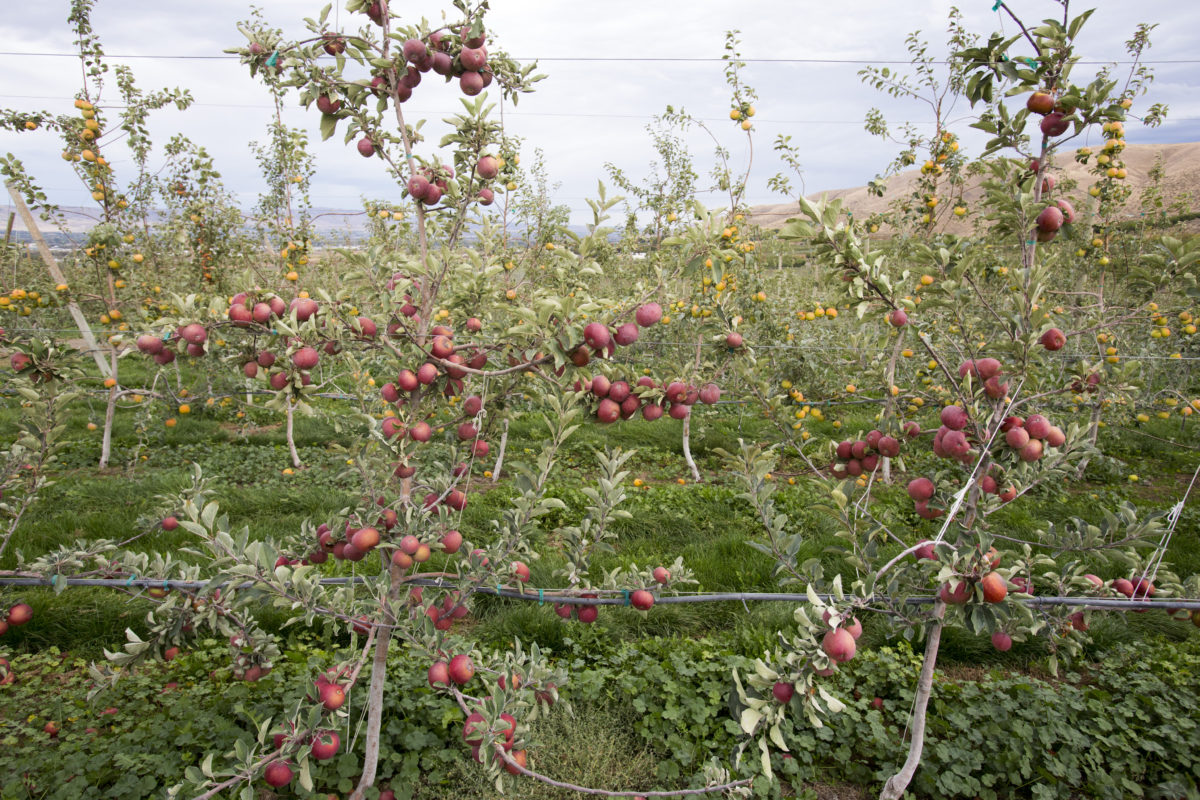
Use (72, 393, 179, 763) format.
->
(879, 601, 945, 800)
(681, 415, 700, 482)
(492, 419, 509, 483)
(99, 350, 118, 468)
(285, 398, 301, 468)
(348, 561, 402, 800)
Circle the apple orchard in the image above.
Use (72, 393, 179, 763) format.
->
(2, 2, 1200, 800)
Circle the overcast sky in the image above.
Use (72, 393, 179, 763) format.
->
(1, 1, 1198, 224)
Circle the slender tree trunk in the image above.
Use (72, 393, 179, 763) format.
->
(285, 398, 301, 468)
(99, 350, 118, 468)
(682, 333, 702, 482)
(880, 601, 945, 800)
(492, 419, 509, 483)
(349, 562, 402, 800)
(681, 416, 700, 482)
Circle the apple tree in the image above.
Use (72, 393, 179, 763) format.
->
(724, 5, 1196, 799)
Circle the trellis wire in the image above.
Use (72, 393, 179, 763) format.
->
(2, 573, 1199, 610)
(4, 329, 1200, 361)
(1139, 462, 1200, 588)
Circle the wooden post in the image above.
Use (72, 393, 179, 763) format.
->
(5, 183, 111, 376)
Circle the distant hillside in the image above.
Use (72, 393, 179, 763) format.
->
(749, 141, 1200, 234)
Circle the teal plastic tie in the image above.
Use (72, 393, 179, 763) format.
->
(50, 574, 57, 586)
(622, 590, 631, 606)
(496, 584, 503, 596)
(266, 50, 279, 68)
(537, 589, 544, 606)
(163, 580, 170, 591)
(126, 574, 136, 586)
(992, 1, 1002, 10)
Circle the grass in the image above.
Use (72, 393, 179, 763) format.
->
(434, 700, 662, 800)
(1, 389, 1197, 669)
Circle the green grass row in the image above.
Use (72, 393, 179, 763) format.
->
(1, 392, 1197, 667)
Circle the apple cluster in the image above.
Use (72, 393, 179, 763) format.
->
(551, 567, 669, 624)
(397, 21, 492, 99)
(1026, 90, 1073, 139)
(227, 631, 272, 683)
(999, 412, 1065, 463)
(260, 666, 359, 788)
(8, 349, 59, 384)
(771, 614, 862, 705)
(830, 429, 902, 479)
(581, 374, 722, 424)
(566, 303, 722, 424)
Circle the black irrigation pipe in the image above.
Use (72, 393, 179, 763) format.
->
(2, 574, 1199, 610)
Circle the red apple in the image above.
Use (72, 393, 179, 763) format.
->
(310, 730, 340, 760)
(630, 589, 654, 610)
(448, 654, 474, 685)
(635, 303, 663, 327)
(1039, 328, 1066, 351)
(264, 760, 293, 788)
(821, 628, 857, 663)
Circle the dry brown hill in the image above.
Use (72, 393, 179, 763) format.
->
(749, 141, 1200, 234)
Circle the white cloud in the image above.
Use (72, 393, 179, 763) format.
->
(1, 0, 1196, 223)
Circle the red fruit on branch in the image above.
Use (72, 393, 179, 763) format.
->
(981, 572, 1008, 603)
(476, 155, 499, 180)
(583, 322, 610, 350)
(460, 47, 487, 71)
(630, 589, 654, 610)
(1040, 111, 1070, 137)
(319, 683, 346, 710)
(821, 628, 857, 663)
(1005, 427, 1030, 449)
(1024, 415, 1051, 440)
(906, 477, 935, 502)
(938, 580, 972, 605)
(310, 730, 340, 760)
(940, 405, 968, 430)
(448, 654, 474, 685)
(1026, 92, 1055, 115)
(291, 347, 319, 370)
(635, 303, 663, 327)
(7, 603, 32, 626)
(1056, 198, 1076, 224)
(1039, 328, 1066, 351)
(460, 71, 484, 96)
(264, 761, 293, 788)
(1036, 206, 1064, 233)
(428, 660, 450, 688)
(614, 322, 640, 346)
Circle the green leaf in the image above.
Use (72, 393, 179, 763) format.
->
(319, 113, 338, 142)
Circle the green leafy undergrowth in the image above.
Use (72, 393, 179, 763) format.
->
(2, 632, 1199, 799)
